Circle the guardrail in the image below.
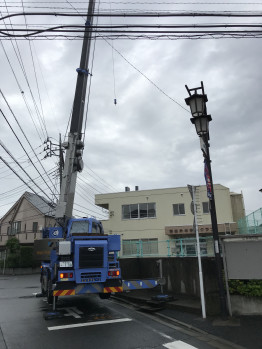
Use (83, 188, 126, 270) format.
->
(238, 207, 262, 235)
(120, 236, 215, 258)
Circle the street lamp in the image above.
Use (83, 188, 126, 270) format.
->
(185, 81, 228, 318)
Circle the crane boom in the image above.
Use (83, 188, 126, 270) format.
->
(55, 0, 95, 223)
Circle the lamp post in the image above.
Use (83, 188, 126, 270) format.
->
(185, 81, 228, 318)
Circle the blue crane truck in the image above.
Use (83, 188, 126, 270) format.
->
(34, 0, 163, 311)
(35, 217, 162, 309)
(36, 217, 123, 306)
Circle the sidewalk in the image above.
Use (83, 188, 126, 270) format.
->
(115, 289, 262, 349)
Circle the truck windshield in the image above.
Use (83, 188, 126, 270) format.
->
(91, 223, 102, 234)
(70, 221, 89, 235)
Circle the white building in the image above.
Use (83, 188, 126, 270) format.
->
(95, 185, 245, 257)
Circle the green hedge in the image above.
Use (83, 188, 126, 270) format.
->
(1, 247, 33, 268)
(228, 280, 262, 297)
(19, 247, 33, 267)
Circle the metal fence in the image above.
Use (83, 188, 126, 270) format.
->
(120, 236, 215, 258)
(238, 207, 262, 235)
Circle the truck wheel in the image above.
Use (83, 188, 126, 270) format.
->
(41, 277, 47, 296)
(47, 278, 53, 304)
(99, 293, 111, 300)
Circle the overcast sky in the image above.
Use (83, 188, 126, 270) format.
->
(0, 0, 262, 221)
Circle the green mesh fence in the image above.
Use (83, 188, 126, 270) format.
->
(238, 207, 262, 235)
(121, 236, 214, 258)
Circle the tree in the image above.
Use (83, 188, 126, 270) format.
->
(5, 237, 20, 267)
(6, 237, 20, 254)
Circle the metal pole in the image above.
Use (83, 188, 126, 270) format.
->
(192, 186, 206, 318)
(3, 249, 6, 275)
(59, 133, 64, 190)
(203, 134, 228, 318)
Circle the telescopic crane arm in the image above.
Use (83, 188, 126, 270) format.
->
(55, 0, 95, 224)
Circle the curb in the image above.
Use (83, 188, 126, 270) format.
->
(113, 294, 246, 349)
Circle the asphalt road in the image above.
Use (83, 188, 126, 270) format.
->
(0, 274, 227, 349)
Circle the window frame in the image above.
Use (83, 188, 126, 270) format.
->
(8, 221, 21, 235)
(202, 201, 210, 214)
(122, 203, 156, 220)
(173, 203, 185, 216)
(122, 238, 158, 256)
(32, 222, 38, 233)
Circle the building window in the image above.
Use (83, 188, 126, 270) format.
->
(122, 238, 158, 256)
(8, 222, 21, 235)
(13, 221, 21, 234)
(122, 203, 156, 220)
(122, 239, 139, 256)
(202, 202, 210, 214)
(176, 240, 207, 256)
(142, 238, 158, 255)
(173, 203, 185, 215)
(32, 222, 38, 233)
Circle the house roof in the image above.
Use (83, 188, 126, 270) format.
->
(0, 191, 56, 222)
(24, 192, 56, 216)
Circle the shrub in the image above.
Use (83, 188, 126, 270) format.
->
(3, 239, 33, 268)
(228, 280, 262, 297)
(19, 247, 33, 268)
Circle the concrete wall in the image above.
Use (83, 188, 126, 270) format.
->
(231, 295, 262, 315)
(230, 192, 246, 224)
(119, 257, 221, 315)
(0, 267, 40, 275)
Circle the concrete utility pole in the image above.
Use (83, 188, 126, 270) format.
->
(55, 0, 95, 223)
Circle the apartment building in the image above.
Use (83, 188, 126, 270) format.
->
(95, 185, 245, 256)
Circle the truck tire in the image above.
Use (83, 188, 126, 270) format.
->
(46, 274, 58, 305)
(41, 276, 47, 296)
(99, 293, 111, 300)
(47, 277, 53, 304)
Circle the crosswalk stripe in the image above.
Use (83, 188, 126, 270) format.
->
(163, 340, 198, 349)
(48, 318, 132, 331)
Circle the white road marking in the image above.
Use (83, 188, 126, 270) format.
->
(163, 340, 198, 349)
(59, 307, 83, 319)
(48, 318, 132, 331)
(159, 333, 173, 340)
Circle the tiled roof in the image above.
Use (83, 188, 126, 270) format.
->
(24, 192, 56, 216)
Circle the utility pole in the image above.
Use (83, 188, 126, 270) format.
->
(58, 133, 64, 190)
(55, 0, 95, 224)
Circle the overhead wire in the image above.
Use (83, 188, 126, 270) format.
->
(21, 0, 49, 140)
(0, 40, 45, 141)
(60, 1, 189, 113)
(0, 139, 54, 202)
(0, 155, 54, 203)
(0, 88, 59, 190)
(109, 0, 117, 105)
(0, 100, 59, 197)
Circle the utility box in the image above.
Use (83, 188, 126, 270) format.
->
(58, 241, 71, 255)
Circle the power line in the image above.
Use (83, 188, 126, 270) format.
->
(0, 156, 54, 203)
(0, 139, 54, 202)
(3, 11, 262, 22)
(0, 92, 59, 197)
